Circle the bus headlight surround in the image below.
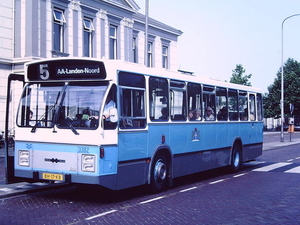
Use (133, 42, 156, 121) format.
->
(19, 150, 30, 167)
(81, 154, 95, 172)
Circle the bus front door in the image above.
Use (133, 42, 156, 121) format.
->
(5, 74, 25, 184)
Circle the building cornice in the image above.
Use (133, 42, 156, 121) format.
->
(133, 13, 183, 36)
(0, 57, 43, 65)
(94, 0, 137, 13)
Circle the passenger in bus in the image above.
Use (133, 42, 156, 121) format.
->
(82, 108, 92, 127)
(242, 108, 254, 121)
(217, 107, 228, 121)
(159, 107, 168, 120)
(205, 107, 215, 121)
(194, 109, 201, 120)
(28, 110, 35, 126)
(188, 110, 195, 120)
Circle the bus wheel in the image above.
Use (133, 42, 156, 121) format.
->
(230, 144, 242, 173)
(150, 153, 168, 193)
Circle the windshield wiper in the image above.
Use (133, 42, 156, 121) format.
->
(65, 117, 79, 135)
(31, 105, 55, 133)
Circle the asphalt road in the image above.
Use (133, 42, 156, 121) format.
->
(0, 132, 299, 224)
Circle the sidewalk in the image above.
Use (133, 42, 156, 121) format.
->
(263, 139, 300, 150)
(1, 134, 300, 198)
(262, 132, 300, 150)
(0, 181, 68, 198)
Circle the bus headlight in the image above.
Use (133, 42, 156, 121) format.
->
(81, 154, 95, 172)
(19, 150, 30, 167)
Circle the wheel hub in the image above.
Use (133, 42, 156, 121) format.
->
(233, 151, 240, 167)
(154, 159, 166, 184)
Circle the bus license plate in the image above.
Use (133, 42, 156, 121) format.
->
(42, 173, 63, 181)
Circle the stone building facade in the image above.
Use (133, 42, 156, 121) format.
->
(0, 0, 182, 132)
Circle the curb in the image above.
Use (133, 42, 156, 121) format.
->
(0, 181, 70, 198)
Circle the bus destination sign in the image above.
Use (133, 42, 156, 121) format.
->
(56, 65, 100, 76)
(27, 59, 106, 81)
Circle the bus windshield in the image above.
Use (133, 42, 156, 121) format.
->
(17, 81, 108, 131)
(56, 82, 107, 130)
(17, 83, 64, 128)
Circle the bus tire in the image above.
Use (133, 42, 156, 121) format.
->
(150, 153, 169, 193)
(230, 143, 242, 173)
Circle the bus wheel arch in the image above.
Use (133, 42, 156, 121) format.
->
(149, 147, 172, 193)
(230, 139, 243, 173)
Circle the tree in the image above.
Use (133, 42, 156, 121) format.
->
(263, 58, 300, 118)
(229, 64, 252, 86)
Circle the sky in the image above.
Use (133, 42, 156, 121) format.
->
(134, 0, 300, 93)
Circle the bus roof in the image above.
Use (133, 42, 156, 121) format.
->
(25, 57, 262, 93)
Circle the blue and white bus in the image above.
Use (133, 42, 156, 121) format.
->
(6, 58, 263, 192)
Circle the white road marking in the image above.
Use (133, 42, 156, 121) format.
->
(139, 196, 164, 204)
(246, 161, 266, 165)
(284, 166, 300, 174)
(233, 173, 246, 178)
(252, 162, 292, 172)
(209, 179, 224, 184)
(0, 188, 13, 192)
(179, 187, 197, 193)
(85, 210, 118, 221)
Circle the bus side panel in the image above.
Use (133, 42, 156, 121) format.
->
(200, 123, 218, 150)
(116, 160, 149, 190)
(118, 131, 148, 161)
(243, 122, 263, 161)
(116, 131, 149, 189)
(243, 143, 263, 162)
(172, 147, 231, 178)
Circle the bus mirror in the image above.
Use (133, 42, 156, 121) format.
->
(109, 108, 118, 123)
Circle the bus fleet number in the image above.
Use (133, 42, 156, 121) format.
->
(78, 146, 89, 153)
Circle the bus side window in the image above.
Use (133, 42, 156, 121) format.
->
(119, 88, 146, 128)
(149, 77, 169, 121)
(103, 85, 118, 130)
(187, 83, 201, 121)
(257, 93, 263, 121)
(118, 72, 146, 129)
(228, 89, 238, 121)
(203, 85, 216, 121)
(216, 87, 228, 121)
(249, 94, 256, 121)
(170, 80, 186, 121)
(239, 91, 248, 121)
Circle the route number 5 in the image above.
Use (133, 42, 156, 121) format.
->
(39, 64, 50, 80)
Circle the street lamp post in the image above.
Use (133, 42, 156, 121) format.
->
(144, 0, 149, 67)
(280, 14, 300, 142)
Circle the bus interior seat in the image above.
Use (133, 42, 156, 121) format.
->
(76, 114, 83, 120)
(173, 114, 185, 121)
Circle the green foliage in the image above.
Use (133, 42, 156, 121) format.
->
(230, 64, 252, 86)
(263, 58, 300, 118)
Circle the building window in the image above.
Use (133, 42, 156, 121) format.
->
(133, 37, 138, 63)
(83, 18, 94, 57)
(53, 9, 66, 52)
(109, 25, 117, 59)
(162, 46, 168, 69)
(147, 42, 153, 67)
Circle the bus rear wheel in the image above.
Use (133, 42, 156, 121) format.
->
(150, 153, 169, 193)
(230, 144, 242, 173)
